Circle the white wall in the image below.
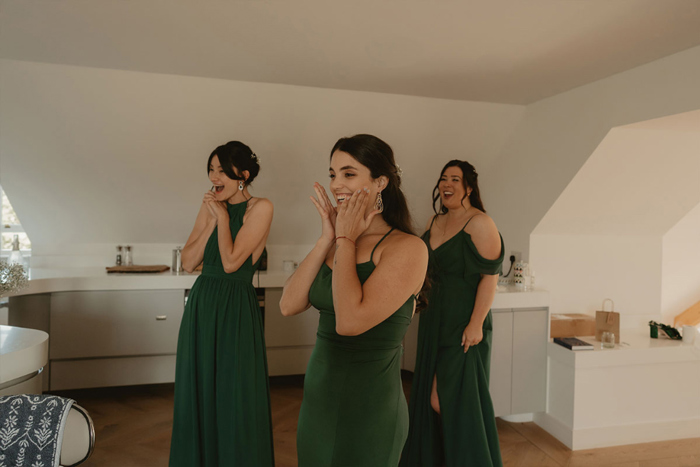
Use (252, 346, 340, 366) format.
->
(531, 234, 662, 327)
(530, 119, 700, 327)
(662, 202, 700, 323)
(482, 44, 700, 260)
(0, 59, 525, 268)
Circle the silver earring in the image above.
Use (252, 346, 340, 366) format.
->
(375, 192, 384, 213)
(238, 181, 244, 191)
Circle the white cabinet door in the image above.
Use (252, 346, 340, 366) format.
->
(50, 290, 184, 359)
(264, 288, 318, 347)
(490, 309, 513, 417)
(512, 308, 548, 414)
(264, 288, 318, 376)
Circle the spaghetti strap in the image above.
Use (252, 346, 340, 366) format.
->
(369, 228, 395, 263)
(428, 215, 438, 232)
(462, 215, 476, 230)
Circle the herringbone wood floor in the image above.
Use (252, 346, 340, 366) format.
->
(54, 375, 700, 467)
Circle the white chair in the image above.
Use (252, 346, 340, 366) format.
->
(60, 403, 96, 466)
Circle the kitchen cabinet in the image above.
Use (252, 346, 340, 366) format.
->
(8, 271, 548, 404)
(10, 290, 183, 390)
(263, 288, 317, 376)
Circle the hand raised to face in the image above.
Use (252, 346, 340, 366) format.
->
(309, 182, 338, 245)
(203, 191, 228, 222)
(335, 187, 381, 241)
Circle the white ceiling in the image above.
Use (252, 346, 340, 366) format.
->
(2, 0, 700, 104)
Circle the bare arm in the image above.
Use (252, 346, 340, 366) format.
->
(333, 235, 428, 336)
(214, 198, 273, 274)
(280, 183, 337, 317)
(462, 213, 502, 351)
(181, 200, 217, 273)
(469, 274, 499, 326)
(280, 239, 334, 316)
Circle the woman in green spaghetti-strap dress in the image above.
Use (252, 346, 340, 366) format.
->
(401, 160, 504, 467)
(169, 141, 274, 467)
(280, 134, 428, 467)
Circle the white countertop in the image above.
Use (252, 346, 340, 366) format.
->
(548, 330, 700, 368)
(7, 268, 549, 309)
(7, 267, 290, 296)
(0, 325, 49, 386)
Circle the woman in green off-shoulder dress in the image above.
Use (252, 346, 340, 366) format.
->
(401, 160, 504, 467)
(169, 141, 274, 467)
(280, 134, 428, 467)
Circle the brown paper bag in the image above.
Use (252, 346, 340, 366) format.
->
(595, 298, 620, 343)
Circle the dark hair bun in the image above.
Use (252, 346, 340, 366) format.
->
(207, 141, 260, 186)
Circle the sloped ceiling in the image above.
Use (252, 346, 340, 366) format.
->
(2, 0, 700, 104)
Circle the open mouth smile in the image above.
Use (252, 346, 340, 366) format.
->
(335, 193, 353, 204)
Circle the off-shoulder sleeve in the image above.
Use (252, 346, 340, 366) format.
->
(465, 233, 504, 276)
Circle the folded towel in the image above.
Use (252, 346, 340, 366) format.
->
(0, 395, 75, 467)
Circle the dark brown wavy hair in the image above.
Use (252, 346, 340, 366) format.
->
(432, 159, 485, 215)
(330, 134, 429, 311)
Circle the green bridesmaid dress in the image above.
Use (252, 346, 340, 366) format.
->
(298, 229, 414, 467)
(169, 199, 274, 467)
(401, 216, 504, 467)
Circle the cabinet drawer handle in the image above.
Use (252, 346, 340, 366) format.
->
(156, 315, 167, 321)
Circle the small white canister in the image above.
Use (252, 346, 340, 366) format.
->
(172, 247, 183, 273)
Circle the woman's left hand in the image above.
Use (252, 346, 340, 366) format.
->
(335, 188, 381, 240)
(204, 192, 228, 223)
(461, 321, 483, 353)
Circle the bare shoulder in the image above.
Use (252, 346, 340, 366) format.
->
(248, 197, 273, 213)
(247, 198, 274, 217)
(464, 212, 501, 260)
(383, 231, 428, 263)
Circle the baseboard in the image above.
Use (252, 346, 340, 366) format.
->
(534, 412, 700, 450)
(572, 417, 700, 450)
(534, 412, 573, 448)
(501, 413, 535, 423)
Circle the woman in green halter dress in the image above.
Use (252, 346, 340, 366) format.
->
(280, 134, 428, 467)
(169, 142, 275, 467)
(401, 160, 504, 467)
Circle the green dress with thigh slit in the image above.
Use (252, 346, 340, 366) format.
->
(169, 199, 274, 467)
(401, 216, 504, 467)
(297, 229, 415, 467)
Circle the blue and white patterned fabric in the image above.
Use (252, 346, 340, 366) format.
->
(0, 395, 74, 467)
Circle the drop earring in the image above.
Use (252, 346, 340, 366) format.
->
(375, 192, 384, 213)
(238, 181, 244, 191)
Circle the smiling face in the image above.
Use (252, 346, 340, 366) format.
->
(438, 166, 470, 210)
(329, 150, 383, 211)
(208, 155, 243, 201)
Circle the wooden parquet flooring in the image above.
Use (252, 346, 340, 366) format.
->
(53, 375, 700, 467)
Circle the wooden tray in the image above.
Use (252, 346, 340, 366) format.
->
(106, 265, 171, 274)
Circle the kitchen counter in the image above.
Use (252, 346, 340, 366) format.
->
(7, 267, 290, 295)
(0, 325, 48, 395)
(9, 268, 549, 309)
(8, 268, 549, 404)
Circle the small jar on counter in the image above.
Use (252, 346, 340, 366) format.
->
(124, 245, 133, 266)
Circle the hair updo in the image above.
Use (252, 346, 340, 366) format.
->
(207, 141, 260, 186)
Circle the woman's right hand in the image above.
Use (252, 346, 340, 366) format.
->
(309, 182, 337, 245)
(203, 191, 217, 219)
